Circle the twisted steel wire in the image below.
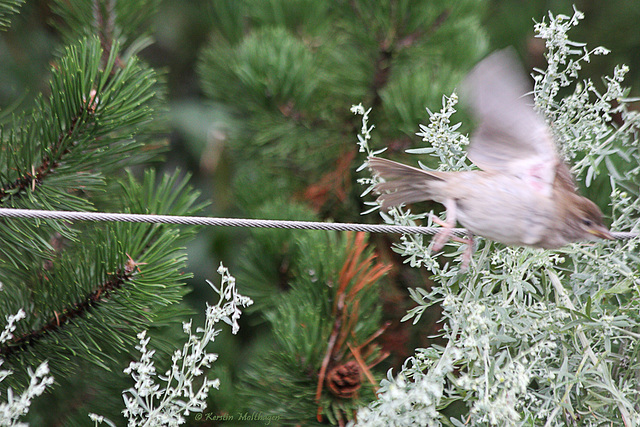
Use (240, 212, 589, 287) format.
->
(0, 208, 636, 240)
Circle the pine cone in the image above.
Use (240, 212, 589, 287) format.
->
(326, 361, 361, 398)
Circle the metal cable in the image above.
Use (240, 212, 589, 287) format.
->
(0, 208, 635, 239)
(0, 208, 453, 235)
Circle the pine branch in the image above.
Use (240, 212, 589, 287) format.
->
(0, 169, 203, 390)
(237, 231, 389, 425)
(0, 254, 139, 358)
(0, 37, 161, 207)
(0, 0, 24, 30)
(51, 0, 160, 53)
(0, 94, 96, 201)
(0, 37, 164, 277)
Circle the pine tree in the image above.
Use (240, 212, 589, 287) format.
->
(197, 1, 489, 424)
(0, 1, 204, 424)
(199, 0, 488, 220)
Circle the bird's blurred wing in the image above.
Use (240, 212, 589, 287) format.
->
(461, 49, 560, 195)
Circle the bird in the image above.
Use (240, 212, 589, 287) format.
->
(368, 49, 613, 264)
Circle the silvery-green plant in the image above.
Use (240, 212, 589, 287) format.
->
(354, 8, 640, 427)
(91, 263, 253, 427)
(0, 309, 54, 427)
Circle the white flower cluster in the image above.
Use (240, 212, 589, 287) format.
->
(93, 263, 252, 427)
(354, 357, 450, 427)
(0, 310, 54, 427)
(353, 102, 390, 217)
(411, 93, 471, 172)
(533, 8, 640, 185)
(351, 103, 375, 154)
(209, 263, 254, 335)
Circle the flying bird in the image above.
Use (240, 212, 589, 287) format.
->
(368, 50, 612, 264)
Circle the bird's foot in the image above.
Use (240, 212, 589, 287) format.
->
(459, 232, 475, 271)
(430, 213, 467, 251)
(430, 212, 475, 270)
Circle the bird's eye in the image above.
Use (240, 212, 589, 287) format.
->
(582, 218, 593, 227)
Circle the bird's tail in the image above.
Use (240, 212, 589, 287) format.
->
(367, 156, 444, 210)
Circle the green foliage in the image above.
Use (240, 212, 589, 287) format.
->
(239, 231, 388, 425)
(0, 2, 204, 425)
(226, 195, 394, 424)
(6, 0, 637, 425)
(199, 0, 489, 220)
(235, 199, 319, 312)
(2, 168, 203, 423)
(197, 1, 490, 424)
(50, 0, 160, 53)
(0, 37, 162, 271)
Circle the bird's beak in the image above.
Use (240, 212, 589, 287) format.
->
(587, 225, 614, 241)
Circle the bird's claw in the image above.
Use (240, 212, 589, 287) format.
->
(459, 232, 475, 271)
(430, 213, 457, 252)
(430, 211, 475, 270)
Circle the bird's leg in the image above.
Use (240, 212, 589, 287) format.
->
(431, 198, 457, 252)
(431, 215, 470, 244)
(431, 200, 476, 269)
(460, 231, 475, 271)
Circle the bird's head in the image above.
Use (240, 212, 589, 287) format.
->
(563, 196, 613, 242)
